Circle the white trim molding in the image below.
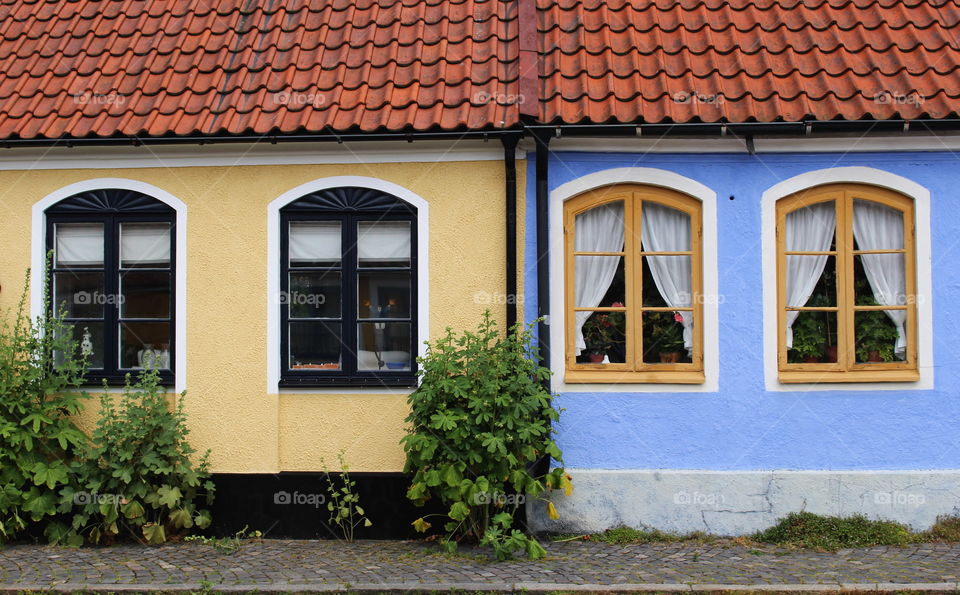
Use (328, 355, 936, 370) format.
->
(0, 140, 514, 171)
(548, 167, 720, 393)
(266, 176, 430, 393)
(31, 178, 189, 393)
(761, 166, 934, 391)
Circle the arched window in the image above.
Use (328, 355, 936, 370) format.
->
(279, 186, 418, 387)
(46, 189, 176, 385)
(563, 185, 704, 384)
(776, 183, 918, 382)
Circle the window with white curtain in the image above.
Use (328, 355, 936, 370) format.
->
(563, 185, 704, 384)
(279, 186, 417, 387)
(776, 183, 918, 383)
(46, 189, 176, 385)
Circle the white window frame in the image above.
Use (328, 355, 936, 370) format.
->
(761, 167, 934, 391)
(549, 167, 720, 393)
(267, 176, 429, 394)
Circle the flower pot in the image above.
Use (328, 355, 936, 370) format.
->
(587, 352, 605, 363)
(826, 345, 838, 363)
(659, 351, 682, 363)
(803, 356, 820, 363)
(867, 350, 882, 362)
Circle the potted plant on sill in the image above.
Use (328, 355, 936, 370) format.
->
(790, 311, 825, 363)
(646, 311, 686, 363)
(581, 303, 625, 363)
(855, 309, 899, 363)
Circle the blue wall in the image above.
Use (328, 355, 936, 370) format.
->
(524, 151, 960, 471)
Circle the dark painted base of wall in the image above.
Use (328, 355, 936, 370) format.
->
(208, 472, 448, 539)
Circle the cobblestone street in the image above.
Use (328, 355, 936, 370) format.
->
(2, 539, 960, 592)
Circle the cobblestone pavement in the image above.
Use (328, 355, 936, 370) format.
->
(2, 539, 960, 592)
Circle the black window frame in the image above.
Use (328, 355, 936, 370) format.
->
(279, 186, 418, 388)
(45, 189, 176, 387)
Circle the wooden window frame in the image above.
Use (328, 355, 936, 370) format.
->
(563, 185, 704, 384)
(776, 183, 918, 383)
(46, 190, 176, 387)
(278, 187, 418, 388)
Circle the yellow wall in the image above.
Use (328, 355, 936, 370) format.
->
(0, 158, 525, 473)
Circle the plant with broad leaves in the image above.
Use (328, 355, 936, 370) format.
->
(0, 269, 91, 545)
(68, 369, 214, 544)
(402, 311, 571, 560)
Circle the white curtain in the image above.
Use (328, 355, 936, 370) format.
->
(56, 223, 104, 266)
(358, 221, 411, 264)
(121, 223, 171, 266)
(853, 200, 907, 359)
(641, 202, 694, 355)
(784, 202, 836, 347)
(574, 202, 624, 354)
(290, 222, 341, 264)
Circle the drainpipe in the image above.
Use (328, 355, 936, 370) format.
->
(534, 130, 551, 371)
(502, 134, 520, 332)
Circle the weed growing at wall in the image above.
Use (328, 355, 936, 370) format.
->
(0, 271, 90, 544)
(69, 370, 215, 544)
(402, 312, 571, 560)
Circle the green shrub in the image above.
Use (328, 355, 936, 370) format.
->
(68, 369, 214, 544)
(402, 312, 570, 560)
(753, 512, 915, 550)
(0, 271, 90, 544)
(925, 515, 960, 541)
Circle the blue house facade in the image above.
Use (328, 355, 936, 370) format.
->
(526, 139, 960, 534)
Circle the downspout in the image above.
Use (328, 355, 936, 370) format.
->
(502, 134, 520, 332)
(534, 130, 551, 371)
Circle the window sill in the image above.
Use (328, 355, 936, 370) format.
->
(778, 369, 920, 384)
(279, 376, 417, 389)
(564, 370, 705, 384)
(81, 373, 174, 388)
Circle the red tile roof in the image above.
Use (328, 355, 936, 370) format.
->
(0, 0, 958, 140)
(540, 0, 960, 125)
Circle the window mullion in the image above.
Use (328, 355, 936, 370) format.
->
(839, 193, 855, 371)
(629, 195, 641, 371)
(344, 214, 357, 376)
(106, 216, 120, 376)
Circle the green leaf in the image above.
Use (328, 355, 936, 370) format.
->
(157, 485, 183, 508)
(412, 517, 432, 533)
(449, 501, 470, 521)
(121, 499, 145, 520)
(142, 522, 166, 544)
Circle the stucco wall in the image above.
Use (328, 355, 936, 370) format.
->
(524, 151, 960, 472)
(0, 157, 525, 473)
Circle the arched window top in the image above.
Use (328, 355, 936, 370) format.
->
(281, 186, 416, 215)
(45, 188, 175, 215)
(565, 184, 700, 219)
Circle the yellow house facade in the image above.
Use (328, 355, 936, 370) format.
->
(0, 143, 525, 479)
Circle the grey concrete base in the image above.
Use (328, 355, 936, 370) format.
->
(529, 469, 960, 536)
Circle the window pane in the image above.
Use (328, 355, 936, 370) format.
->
(289, 322, 341, 370)
(788, 310, 837, 363)
(120, 322, 171, 369)
(55, 223, 104, 268)
(54, 271, 104, 318)
(290, 222, 341, 267)
(785, 201, 836, 250)
(642, 310, 691, 364)
(854, 254, 906, 306)
(358, 221, 411, 267)
(574, 255, 625, 307)
(121, 223, 171, 268)
(855, 310, 905, 363)
(641, 201, 690, 251)
(358, 272, 411, 318)
(577, 310, 626, 363)
(55, 323, 105, 370)
(786, 255, 837, 307)
(853, 199, 903, 250)
(575, 201, 624, 252)
(642, 255, 692, 307)
(288, 272, 341, 318)
(121, 271, 171, 318)
(357, 323, 412, 371)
